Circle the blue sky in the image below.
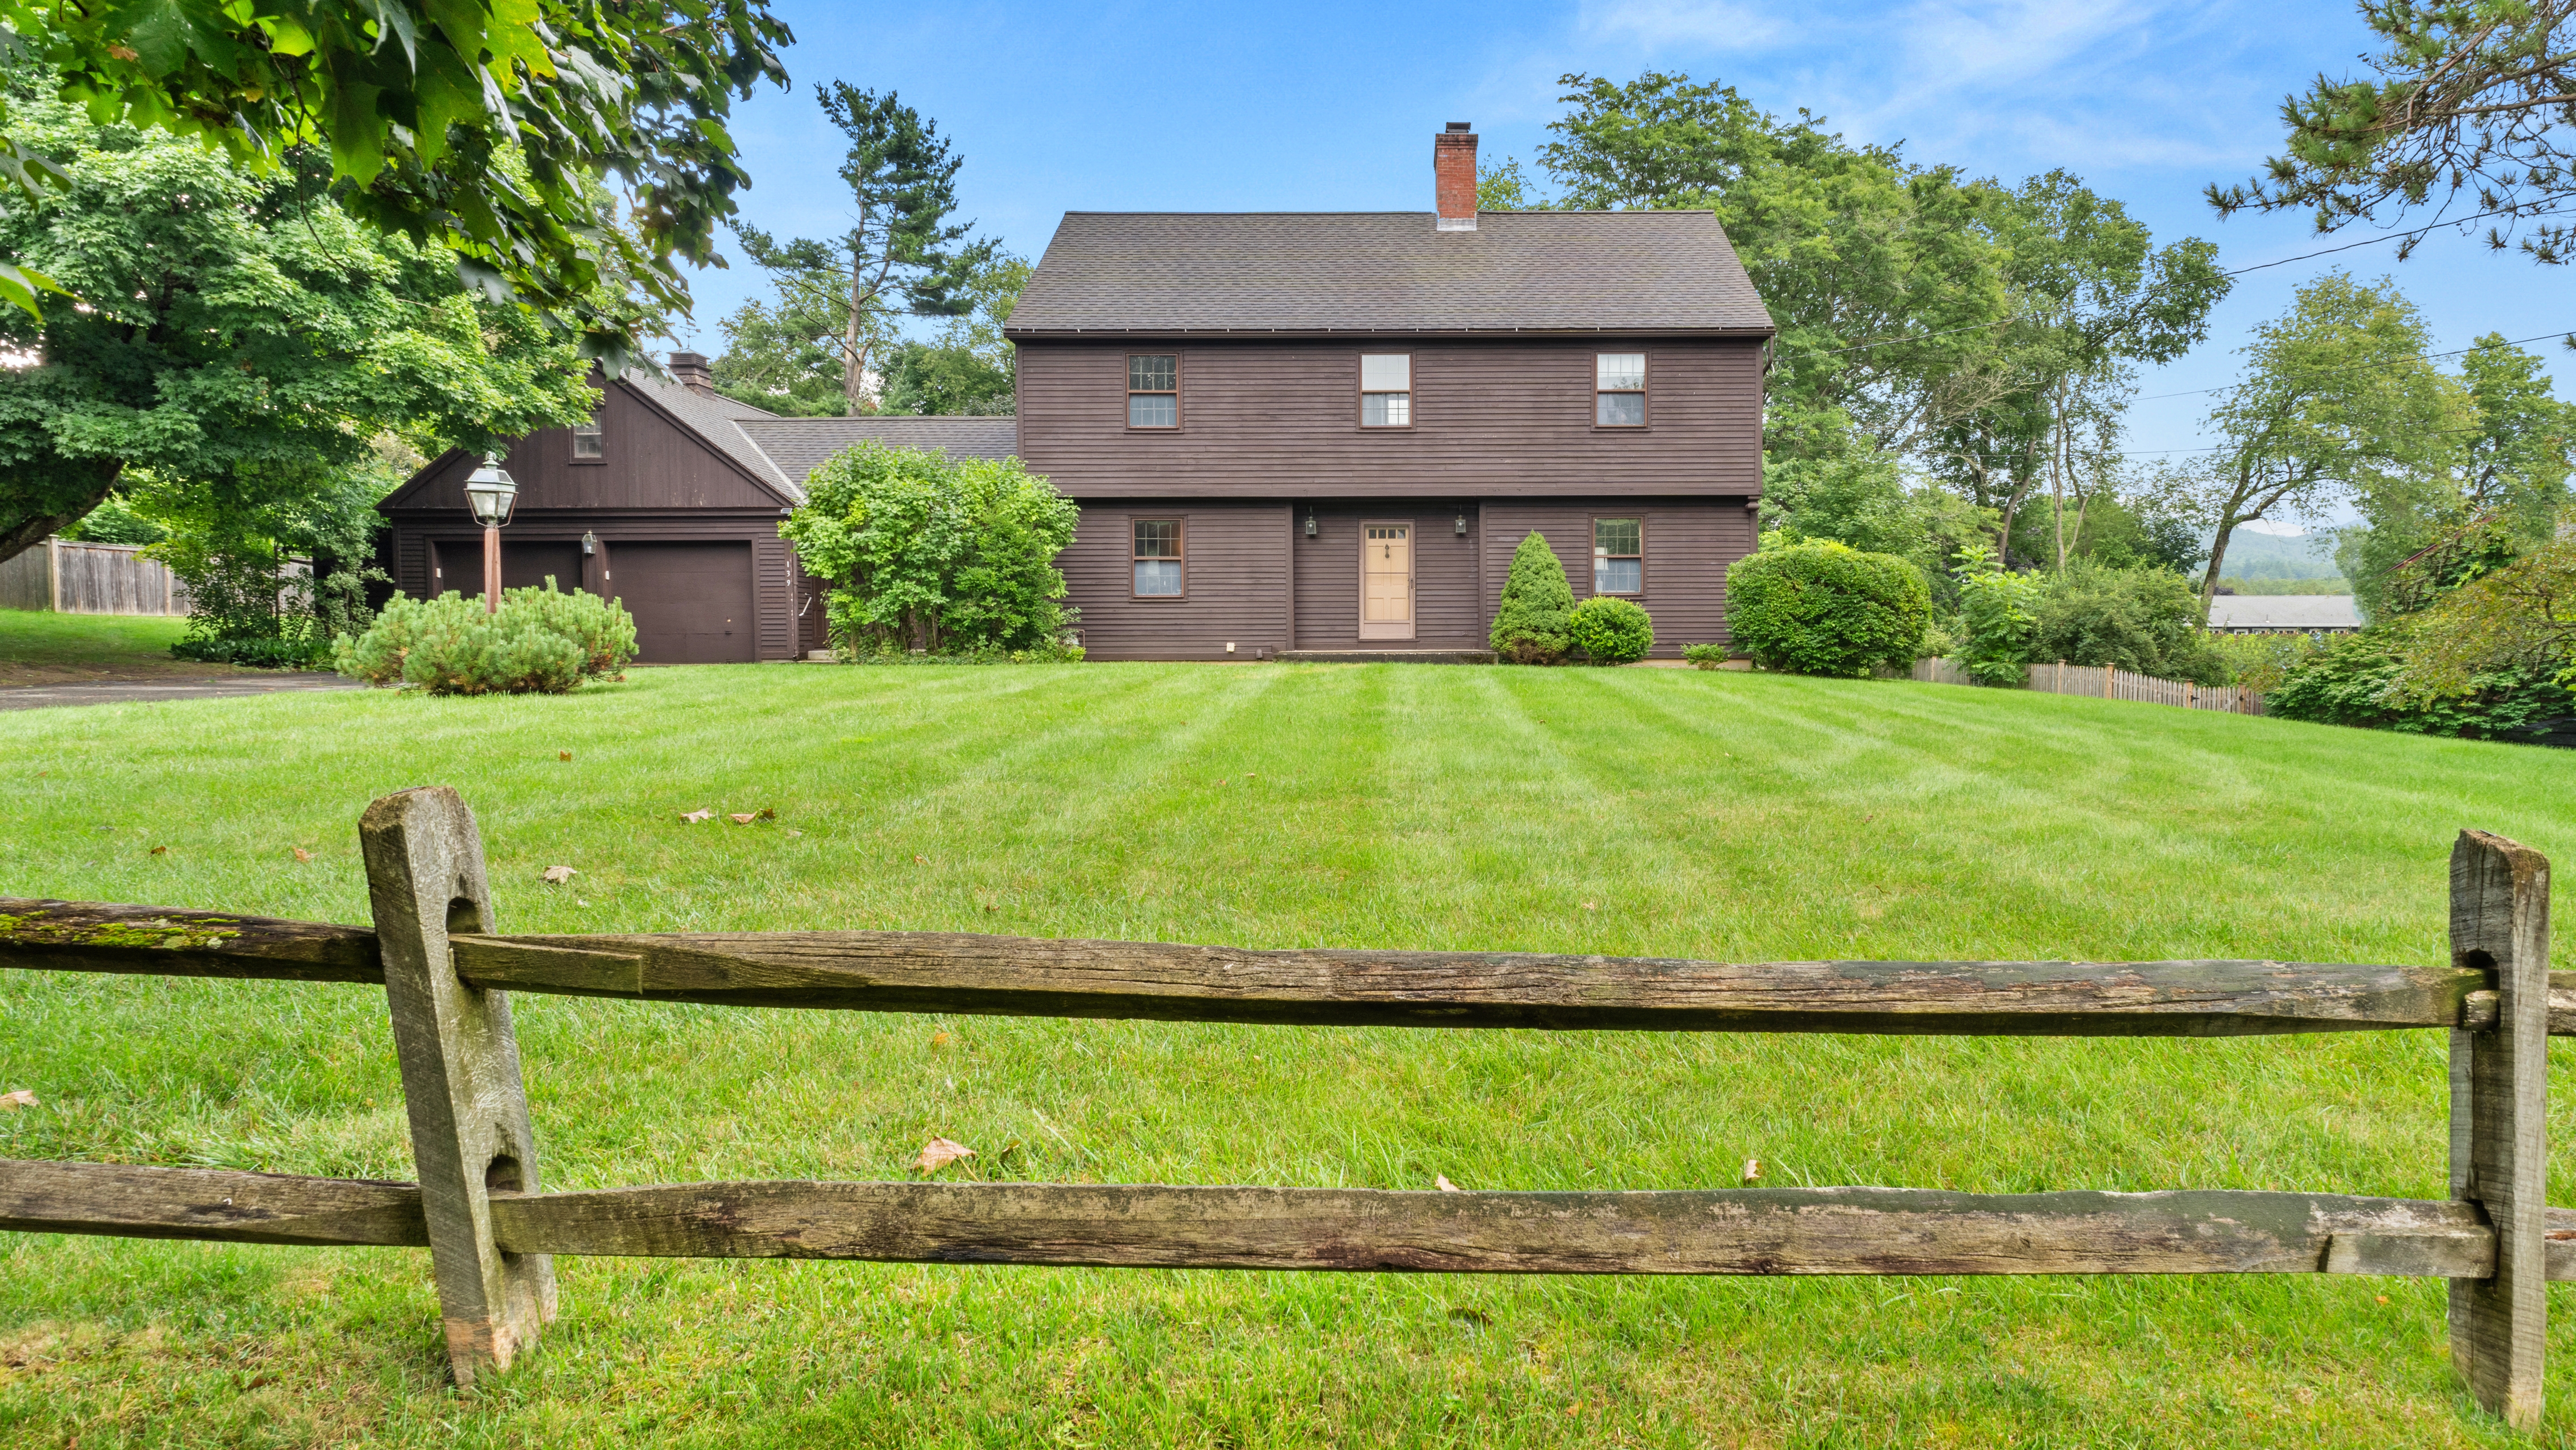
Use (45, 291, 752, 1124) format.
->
(672, 0, 2576, 512)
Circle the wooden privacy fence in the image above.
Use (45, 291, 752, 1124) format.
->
(0, 789, 2561, 1429)
(1912, 655, 2265, 714)
(0, 538, 190, 616)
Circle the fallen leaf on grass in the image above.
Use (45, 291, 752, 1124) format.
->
(680, 809, 713, 824)
(931, 1031, 953, 1047)
(1436, 1175, 1462, 1192)
(0, 1090, 36, 1111)
(1580, 901, 1597, 912)
(914, 1138, 975, 1173)
(558, 751, 572, 762)
(291, 848, 312, 862)
(913, 854, 928, 864)
(729, 814, 757, 824)
(148, 845, 167, 856)
(785, 829, 804, 838)
(541, 866, 577, 884)
(1741, 1158, 1762, 1184)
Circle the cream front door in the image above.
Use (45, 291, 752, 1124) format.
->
(1360, 523, 1414, 640)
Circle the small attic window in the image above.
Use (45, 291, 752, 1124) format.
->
(572, 418, 603, 461)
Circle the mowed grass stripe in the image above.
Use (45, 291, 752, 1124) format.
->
(1, 661, 2574, 1445)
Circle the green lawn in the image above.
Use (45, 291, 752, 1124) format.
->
(0, 608, 218, 687)
(0, 661, 2572, 1446)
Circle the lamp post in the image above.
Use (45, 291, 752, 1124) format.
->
(462, 454, 519, 615)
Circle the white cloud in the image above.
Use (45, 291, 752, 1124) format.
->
(1581, 0, 1786, 51)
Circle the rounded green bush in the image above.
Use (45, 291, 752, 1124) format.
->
(1724, 541, 1929, 678)
(1569, 596, 1654, 664)
(333, 584, 637, 695)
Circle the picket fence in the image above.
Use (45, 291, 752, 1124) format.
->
(0, 789, 2563, 1429)
(0, 538, 189, 616)
(1911, 655, 2265, 714)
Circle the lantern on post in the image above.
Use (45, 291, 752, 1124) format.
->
(462, 454, 518, 615)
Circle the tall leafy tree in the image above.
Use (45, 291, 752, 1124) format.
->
(2149, 273, 2456, 609)
(729, 85, 995, 411)
(0, 83, 595, 562)
(0, 0, 792, 350)
(2213, 1, 2576, 262)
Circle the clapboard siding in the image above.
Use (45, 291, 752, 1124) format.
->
(1017, 338, 1762, 500)
(386, 384, 788, 515)
(1293, 503, 1485, 650)
(1482, 499, 1756, 658)
(1065, 502, 1290, 660)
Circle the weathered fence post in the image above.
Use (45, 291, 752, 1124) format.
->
(2447, 829, 2550, 1431)
(359, 787, 553, 1387)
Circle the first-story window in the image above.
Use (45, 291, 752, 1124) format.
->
(1129, 355, 1179, 428)
(1360, 353, 1412, 427)
(1134, 519, 1185, 596)
(1594, 518, 1642, 594)
(1596, 352, 1646, 427)
(572, 417, 604, 459)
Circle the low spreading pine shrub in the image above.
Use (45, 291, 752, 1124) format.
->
(334, 584, 637, 695)
(1681, 643, 1730, 670)
(1569, 596, 1654, 664)
(1725, 541, 1929, 677)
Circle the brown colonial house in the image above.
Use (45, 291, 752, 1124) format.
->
(1008, 124, 1772, 660)
(381, 123, 1771, 663)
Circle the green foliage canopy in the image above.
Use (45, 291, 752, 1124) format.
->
(783, 441, 1077, 654)
(1724, 539, 1930, 677)
(0, 0, 793, 349)
(2029, 563, 2229, 685)
(0, 87, 594, 564)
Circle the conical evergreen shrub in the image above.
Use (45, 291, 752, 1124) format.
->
(1489, 532, 1575, 664)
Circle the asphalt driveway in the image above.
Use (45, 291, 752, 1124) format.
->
(0, 672, 366, 710)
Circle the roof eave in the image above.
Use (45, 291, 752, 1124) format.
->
(1003, 325, 1777, 342)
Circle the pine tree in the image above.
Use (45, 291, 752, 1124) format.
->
(1490, 532, 1576, 663)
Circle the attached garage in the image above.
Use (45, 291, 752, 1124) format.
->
(605, 541, 757, 663)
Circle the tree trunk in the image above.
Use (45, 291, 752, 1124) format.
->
(842, 251, 870, 414)
(2199, 523, 2237, 617)
(0, 461, 123, 568)
(2051, 388, 2070, 571)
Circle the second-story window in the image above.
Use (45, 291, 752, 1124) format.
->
(572, 417, 604, 459)
(1596, 352, 1646, 427)
(1129, 355, 1179, 428)
(1360, 354, 1412, 427)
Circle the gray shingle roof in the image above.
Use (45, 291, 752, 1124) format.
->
(1006, 211, 1775, 337)
(733, 416, 1020, 493)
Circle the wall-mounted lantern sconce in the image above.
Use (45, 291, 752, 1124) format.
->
(1304, 508, 1318, 538)
(580, 530, 597, 556)
(1455, 512, 1469, 537)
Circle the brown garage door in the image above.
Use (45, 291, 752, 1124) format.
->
(432, 541, 585, 598)
(608, 541, 756, 663)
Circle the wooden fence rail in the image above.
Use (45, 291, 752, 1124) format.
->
(1910, 655, 2265, 714)
(0, 791, 2555, 1431)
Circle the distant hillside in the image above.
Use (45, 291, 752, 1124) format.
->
(2210, 529, 2344, 582)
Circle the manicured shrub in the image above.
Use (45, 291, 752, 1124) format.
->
(1570, 596, 1653, 664)
(1681, 643, 1730, 670)
(1490, 532, 1576, 663)
(1725, 540, 1929, 678)
(333, 583, 636, 695)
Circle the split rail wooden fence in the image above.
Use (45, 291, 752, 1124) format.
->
(0, 788, 2561, 1429)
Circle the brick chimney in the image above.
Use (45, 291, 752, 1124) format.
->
(667, 350, 716, 395)
(1435, 122, 1477, 232)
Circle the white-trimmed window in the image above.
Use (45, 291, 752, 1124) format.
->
(1360, 354, 1412, 427)
(1596, 353, 1646, 427)
(572, 417, 604, 459)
